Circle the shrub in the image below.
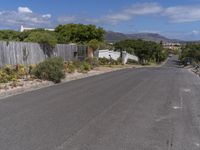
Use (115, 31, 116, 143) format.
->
(116, 58, 122, 65)
(0, 70, 9, 83)
(3, 65, 14, 75)
(0, 65, 18, 83)
(98, 57, 122, 66)
(65, 61, 76, 73)
(85, 57, 99, 69)
(127, 59, 138, 64)
(16, 64, 27, 78)
(98, 57, 110, 65)
(71, 60, 81, 68)
(78, 61, 91, 73)
(33, 57, 65, 83)
(110, 58, 121, 65)
(28, 64, 36, 75)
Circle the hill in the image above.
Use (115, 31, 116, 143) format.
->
(105, 31, 182, 43)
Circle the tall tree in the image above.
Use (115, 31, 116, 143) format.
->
(0, 30, 20, 41)
(23, 31, 57, 48)
(55, 24, 105, 44)
(115, 39, 167, 64)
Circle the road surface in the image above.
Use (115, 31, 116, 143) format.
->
(0, 56, 200, 150)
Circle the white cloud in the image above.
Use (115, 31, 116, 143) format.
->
(192, 30, 200, 35)
(57, 16, 77, 24)
(104, 3, 163, 24)
(2, 3, 200, 32)
(0, 7, 52, 28)
(57, 3, 163, 25)
(103, 4, 200, 24)
(104, 14, 132, 24)
(164, 6, 200, 23)
(42, 14, 52, 19)
(84, 18, 101, 24)
(18, 7, 33, 13)
(124, 3, 163, 15)
(137, 30, 161, 34)
(57, 16, 101, 25)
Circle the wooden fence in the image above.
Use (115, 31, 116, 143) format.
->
(0, 41, 87, 66)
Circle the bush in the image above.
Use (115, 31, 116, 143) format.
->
(28, 64, 36, 75)
(65, 59, 93, 73)
(0, 70, 17, 83)
(0, 65, 18, 83)
(33, 57, 65, 83)
(127, 59, 139, 65)
(71, 60, 81, 68)
(78, 61, 91, 73)
(15, 64, 27, 78)
(98, 57, 110, 65)
(116, 58, 122, 65)
(85, 57, 99, 69)
(65, 61, 76, 73)
(98, 57, 122, 66)
(110, 58, 121, 65)
(0, 70, 9, 83)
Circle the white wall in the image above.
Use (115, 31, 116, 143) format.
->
(98, 50, 120, 60)
(97, 49, 138, 64)
(122, 51, 139, 64)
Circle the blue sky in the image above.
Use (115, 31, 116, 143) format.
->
(1, 0, 200, 40)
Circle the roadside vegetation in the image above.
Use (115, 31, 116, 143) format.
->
(179, 43, 200, 65)
(0, 23, 169, 88)
(114, 39, 168, 65)
(0, 56, 124, 90)
(0, 24, 106, 49)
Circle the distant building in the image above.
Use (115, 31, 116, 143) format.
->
(20, 25, 55, 32)
(163, 42, 181, 51)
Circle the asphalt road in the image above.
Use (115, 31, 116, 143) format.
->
(0, 56, 200, 150)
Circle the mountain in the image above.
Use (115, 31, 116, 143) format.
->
(105, 31, 182, 43)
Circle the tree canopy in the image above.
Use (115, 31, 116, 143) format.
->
(23, 30, 57, 48)
(0, 30, 20, 41)
(55, 24, 105, 44)
(0, 24, 106, 47)
(115, 39, 167, 63)
(180, 43, 200, 63)
(88, 39, 100, 51)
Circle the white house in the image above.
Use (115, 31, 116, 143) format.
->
(20, 25, 55, 32)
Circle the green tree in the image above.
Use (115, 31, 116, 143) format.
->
(55, 24, 105, 44)
(114, 39, 167, 64)
(180, 43, 200, 64)
(88, 39, 100, 50)
(24, 31, 57, 48)
(87, 39, 100, 59)
(0, 30, 20, 41)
